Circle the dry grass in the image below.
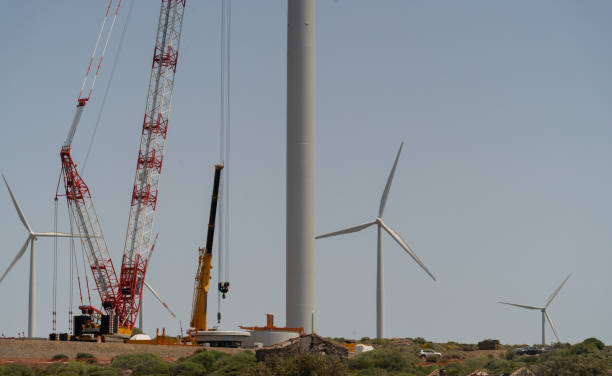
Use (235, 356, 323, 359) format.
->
(0, 339, 240, 364)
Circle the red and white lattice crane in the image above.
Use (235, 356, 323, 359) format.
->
(58, 0, 186, 333)
(58, 0, 122, 315)
(116, 0, 186, 330)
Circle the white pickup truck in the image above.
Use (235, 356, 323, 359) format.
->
(418, 349, 442, 358)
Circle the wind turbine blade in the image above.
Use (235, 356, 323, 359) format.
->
(498, 301, 542, 310)
(315, 221, 376, 239)
(545, 311, 561, 343)
(34, 232, 81, 238)
(144, 281, 176, 319)
(2, 174, 32, 233)
(544, 274, 571, 308)
(0, 237, 31, 283)
(146, 233, 159, 262)
(379, 142, 404, 217)
(379, 221, 436, 281)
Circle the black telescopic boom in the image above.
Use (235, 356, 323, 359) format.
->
(205, 164, 224, 254)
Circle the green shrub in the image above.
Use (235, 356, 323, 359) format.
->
(51, 354, 68, 361)
(463, 356, 488, 371)
(571, 342, 598, 355)
(42, 361, 86, 375)
(443, 351, 465, 361)
(425, 355, 438, 362)
(349, 348, 411, 371)
(444, 341, 461, 350)
(413, 337, 426, 345)
(180, 350, 256, 376)
(370, 338, 390, 347)
(184, 350, 230, 373)
(445, 361, 468, 376)
(0, 363, 34, 376)
(76, 353, 97, 364)
(484, 358, 516, 374)
(170, 361, 205, 376)
(551, 342, 571, 349)
(85, 366, 118, 376)
(533, 356, 607, 376)
(246, 353, 348, 376)
(111, 353, 169, 375)
(208, 351, 256, 376)
(460, 344, 476, 351)
(582, 337, 605, 350)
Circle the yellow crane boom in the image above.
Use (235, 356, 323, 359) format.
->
(190, 164, 223, 331)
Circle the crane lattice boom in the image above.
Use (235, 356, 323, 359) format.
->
(117, 0, 186, 329)
(58, 0, 123, 315)
(60, 144, 119, 312)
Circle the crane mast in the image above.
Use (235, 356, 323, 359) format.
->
(60, 141, 119, 312)
(191, 165, 223, 332)
(58, 0, 122, 315)
(117, 0, 186, 329)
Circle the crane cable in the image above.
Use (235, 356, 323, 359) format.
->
(54, 196, 86, 335)
(223, 0, 232, 293)
(65, 0, 123, 149)
(52, 199, 58, 336)
(55, 0, 130, 334)
(78, 0, 123, 103)
(68, 212, 78, 334)
(217, 0, 232, 325)
(82, 0, 135, 174)
(59, 1, 123, 322)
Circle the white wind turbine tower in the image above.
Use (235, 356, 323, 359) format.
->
(1, 174, 78, 338)
(499, 274, 571, 345)
(316, 142, 436, 339)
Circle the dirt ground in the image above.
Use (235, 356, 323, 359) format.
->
(0, 339, 240, 365)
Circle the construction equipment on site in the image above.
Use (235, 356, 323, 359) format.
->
(57, 0, 123, 337)
(125, 328, 185, 345)
(190, 165, 224, 332)
(55, 0, 186, 339)
(188, 164, 251, 348)
(239, 314, 304, 348)
(216, 0, 232, 313)
(239, 314, 304, 336)
(117, 0, 186, 333)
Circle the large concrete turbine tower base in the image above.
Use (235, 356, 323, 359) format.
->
(286, 0, 316, 334)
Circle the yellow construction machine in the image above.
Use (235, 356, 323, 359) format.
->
(190, 164, 224, 332)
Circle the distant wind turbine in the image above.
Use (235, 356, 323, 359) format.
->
(499, 274, 571, 345)
(1, 174, 79, 338)
(316, 142, 436, 339)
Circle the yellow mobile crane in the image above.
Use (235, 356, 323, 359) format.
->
(190, 164, 223, 332)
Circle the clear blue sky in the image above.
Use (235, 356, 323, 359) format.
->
(1, 1, 610, 345)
